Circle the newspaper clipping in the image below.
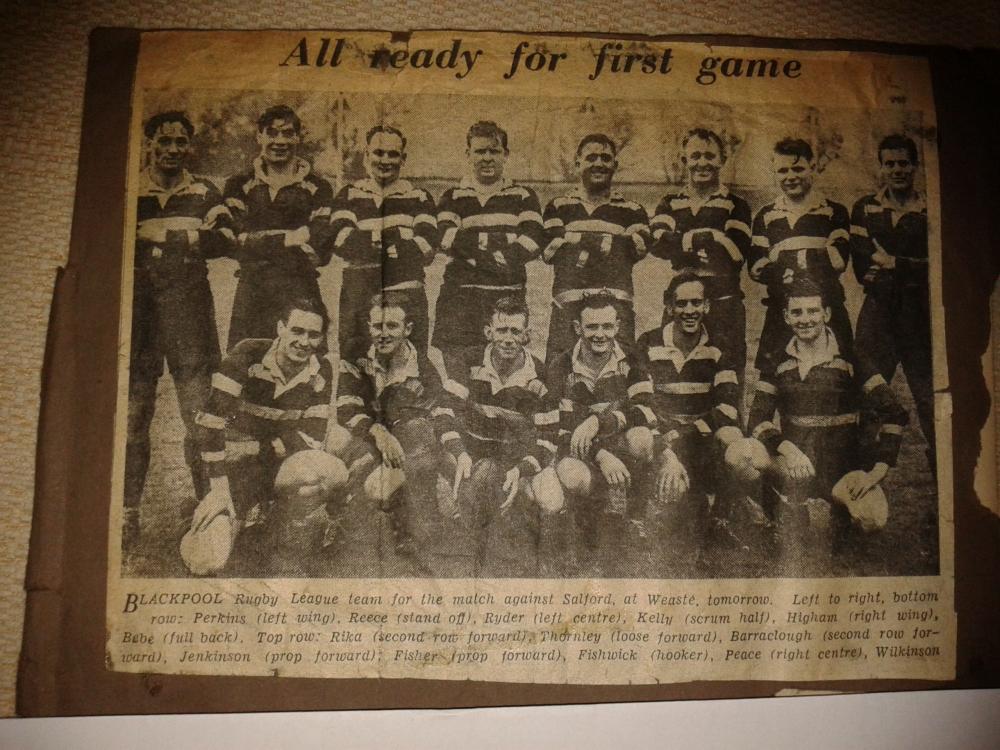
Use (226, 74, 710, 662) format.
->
(106, 31, 954, 685)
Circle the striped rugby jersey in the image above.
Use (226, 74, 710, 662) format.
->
(539, 340, 655, 459)
(850, 187, 928, 291)
(747, 328, 907, 469)
(649, 185, 752, 299)
(541, 189, 650, 299)
(436, 178, 545, 289)
(222, 156, 334, 276)
(749, 193, 851, 302)
(336, 342, 465, 459)
(633, 323, 740, 445)
(195, 338, 333, 478)
(327, 178, 437, 288)
(442, 344, 553, 476)
(136, 169, 234, 281)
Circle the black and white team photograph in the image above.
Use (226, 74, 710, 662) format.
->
(120, 89, 939, 580)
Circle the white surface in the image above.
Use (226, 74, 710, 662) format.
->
(2, 689, 999, 749)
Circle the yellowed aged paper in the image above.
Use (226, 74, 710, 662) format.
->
(106, 30, 955, 685)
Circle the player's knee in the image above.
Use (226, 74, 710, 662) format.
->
(530, 466, 565, 513)
(556, 457, 592, 495)
(625, 426, 655, 463)
(470, 458, 503, 489)
(326, 423, 353, 455)
(364, 465, 406, 503)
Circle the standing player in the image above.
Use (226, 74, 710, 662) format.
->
(442, 297, 559, 576)
(540, 293, 656, 574)
(630, 272, 744, 568)
(222, 105, 334, 349)
(650, 128, 752, 371)
(328, 125, 437, 362)
(541, 133, 649, 362)
(741, 280, 907, 570)
(850, 134, 934, 469)
(433, 121, 545, 377)
(124, 111, 234, 551)
(191, 298, 348, 576)
(334, 292, 473, 558)
(749, 138, 852, 373)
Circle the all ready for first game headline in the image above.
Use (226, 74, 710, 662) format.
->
(279, 37, 804, 86)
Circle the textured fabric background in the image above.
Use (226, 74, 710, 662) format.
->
(2, 0, 997, 717)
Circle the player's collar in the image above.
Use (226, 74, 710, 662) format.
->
(459, 175, 512, 196)
(875, 185, 925, 214)
(679, 183, 729, 200)
(571, 338, 627, 381)
(566, 186, 626, 207)
(658, 322, 712, 367)
(784, 326, 841, 379)
(139, 168, 202, 201)
(366, 340, 420, 388)
(476, 344, 537, 392)
(258, 339, 323, 397)
(353, 177, 414, 197)
(252, 155, 312, 190)
(773, 191, 830, 216)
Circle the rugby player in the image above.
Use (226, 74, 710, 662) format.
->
(328, 125, 437, 362)
(630, 272, 744, 566)
(650, 128, 752, 371)
(191, 298, 347, 575)
(124, 111, 234, 552)
(334, 292, 472, 556)
(433, 121, 545, 378)
(541, 133, 649, 362)
(442, 297, 561, 576)
(851, 134, 934, 469)
(749, 138, 852, 373)
(740, 280, 908, 569)
(222, 105, 334, 349)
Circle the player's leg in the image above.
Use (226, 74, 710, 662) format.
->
(337, 269, 380, 364)
(754, 297, 789, 373)
(545, 300, 576, 365)
(897, 293, 936, 467)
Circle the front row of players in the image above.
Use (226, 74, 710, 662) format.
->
(181, 275, 906, 577)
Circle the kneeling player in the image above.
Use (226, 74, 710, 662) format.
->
(190, 298, 348, 576)
(630, 271, 744, 572)
(542, 292, 655, 574)
(443, 297, 560, 576)
(333, 292, 472, 562)
(738, 280, 907, 573)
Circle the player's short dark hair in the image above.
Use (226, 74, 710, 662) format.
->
(663, 271, 707, 306)
(681, 128, 726, 161)
(257, 105, 302, 133)
(466, 120, 509, 151)
(774, 137, 814, 163)
(144, 111, 194, 140)
(368, 290, 411, 323)
(576, 133, 617, 158)
(366, 124, 407, 151)
(578, 290, 620, 321)
(877, 134, 919, 165)
(491, 296, 530, 324)
(280, 297, 329, 332)
(783, 277, 827, 307)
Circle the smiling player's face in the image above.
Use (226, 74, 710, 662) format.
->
(774, 153, 814, 201)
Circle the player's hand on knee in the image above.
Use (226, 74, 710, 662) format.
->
(451, 451, 473, 502)
(596, 449, 630, 488)
(500, 466, 521, 514)
(777, 440, 815, 481)
(715, 425, 743, 447)
(191, 487, 235, 533)
(570, 415, 600, 460)
(656, 449, 688, 503)
(370, 423, 405, 468)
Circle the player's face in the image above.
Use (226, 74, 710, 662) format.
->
(365, 131, 406, 186)
(683, 136, 722, 189)
(783, 295, 830, 343)
(773, 153, 814, 200)
(576, 142, 617, 192)
(879, 148, 916, 193)
(257, 117, 300, 166)
(671, 281, 708, 335)
(276, 310, 324, 364)
(368, 305, 412, 357)
(467, 135, 508, 185)
(574, 305, 620, 356)
(149, 121, 192, 175)
(485, 312, 528, 360)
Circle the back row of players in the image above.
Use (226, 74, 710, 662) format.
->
(127, 105, 932, 576)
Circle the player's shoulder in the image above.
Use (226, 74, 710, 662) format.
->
(852, 193, 880, 212)
(503, 182, 538, 201)
(635, 328, 661, 350)
(225, 338, 273, 366)
(188, 174, 221, 197)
